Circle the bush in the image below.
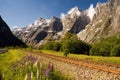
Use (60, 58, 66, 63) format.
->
(90, 42, 110, 56)
(40, 41, 61, 51)
(70, 40, 91, 55)
(90, 33, 120, 56)
(40, 32, 91, 56)
(111, 44, 120, 57)
(61, 32, 91, 56)
(61, 39, 72, 56)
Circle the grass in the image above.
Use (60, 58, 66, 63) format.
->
(33, 50, 64, 56)
(38, 50, 120, 65)
(0, 49, 70, 80)
(0, 49, 26, 80)
(0, 49, 26, 71)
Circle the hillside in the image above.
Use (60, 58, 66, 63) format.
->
(0, 16, 27, 47)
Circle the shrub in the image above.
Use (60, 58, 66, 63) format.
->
(40, 41, 61, 51)
(40, 32, 91, 56)
(70, 40, 91, 55)
(90, 42, 111, 56)
(90, 33, 120, 56)
(111, 44, 120, 57)
(61, 39, 72, 57)
(61, 32, 91, 56)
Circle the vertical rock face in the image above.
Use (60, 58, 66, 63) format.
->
(13, 16, 63, 47)
(0, 16, 27, 47)
(61, 7, 90, 35)
(78, 0, 120, 44)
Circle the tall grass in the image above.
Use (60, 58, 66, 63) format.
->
(0, 49, 68, 80)
(39, 50, 120, 65)
(0, 49, 26, 80)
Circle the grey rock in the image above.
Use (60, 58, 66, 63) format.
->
(13, 16, 63, 48)
(78, 0, 120, 44)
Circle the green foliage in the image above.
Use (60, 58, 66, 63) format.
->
(61, 32, 91, 56)
(40, 32, 91, 56)
(61, 39, 72, 57)
(0, 49, 69, 80)
(111, 44, 120, 56)
(90, 33, 120, 56)
(40, 50, 120, 65)
(40, 41, 61, 51)
(0, 49, 26, 80)
(90, 42, 110, 56)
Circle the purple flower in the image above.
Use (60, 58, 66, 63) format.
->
(45, 69, 51, 77)
(43, 62, 54, 77)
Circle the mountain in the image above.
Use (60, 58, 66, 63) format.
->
(78, 0, 120, 44)
(61, 6, 91, 35)
(13, 0, 120, 47)
(13, 4, 95, 47)
(0, 16, 27, 47)
(13, 6, 93, 47)
(13, 16, 63, 47)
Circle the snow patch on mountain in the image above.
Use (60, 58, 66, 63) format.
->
(86, 4, 96, 21)
(68, 6, 82, 18)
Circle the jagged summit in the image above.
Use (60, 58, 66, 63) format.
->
(78, 0, 120, 43)
(13, 5, 91, 47)
(13, 15, 63, 47)
(67, 6, 83, 18)
(86, 4, 96, 21)
(68, 6, 82, 14)
(13, 0, 120, 47)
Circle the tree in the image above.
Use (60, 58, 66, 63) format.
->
(40, 41, 61, 51)
(111, 44, 120, 57)
(90, 33, 120, 56)
(90, 42, 111, 56)
(61, 32, 91, 56)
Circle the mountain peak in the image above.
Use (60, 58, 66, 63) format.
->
(34, 18, 48, 25)
(51, 16, 58, 19)
(67, 6, 83, 18)
(50, 16, 60, 21)
(68, 6, 82, 14)
(86, 4, 96, 21)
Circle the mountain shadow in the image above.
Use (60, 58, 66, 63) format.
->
(0, 16, 27, 48)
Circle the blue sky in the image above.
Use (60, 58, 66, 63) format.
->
(0, 0, 107, 29)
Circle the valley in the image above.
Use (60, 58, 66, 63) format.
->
(0, 0, 120, 80)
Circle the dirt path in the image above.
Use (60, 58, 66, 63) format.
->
(26, 51, 120, 80)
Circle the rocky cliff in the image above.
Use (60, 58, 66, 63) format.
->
(61, 7, 90, 35)
(78, 0, 120, 44)
(13, 16, 63, 47)
(0, 16, 27, 47)
(13, 5, 94, 47)
(13, 0, 120, 47)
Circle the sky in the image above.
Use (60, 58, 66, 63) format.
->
(0, 0, 107, 29)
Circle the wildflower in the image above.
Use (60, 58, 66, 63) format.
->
(43, 62, 54, 77)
